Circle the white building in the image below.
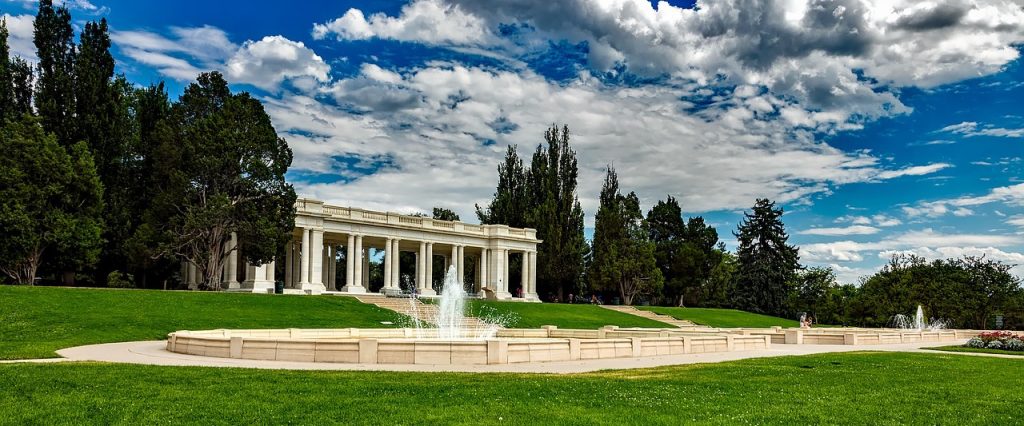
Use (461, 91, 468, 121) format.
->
(183, 198, 541, 301)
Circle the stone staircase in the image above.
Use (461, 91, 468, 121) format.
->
(602, 305, 703, 328)
(354, 295, 495, 330)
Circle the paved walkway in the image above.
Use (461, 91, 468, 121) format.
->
(0, 339, 990, 373)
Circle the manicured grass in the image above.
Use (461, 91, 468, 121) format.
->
(639, 306, 799, 328)
(1, 352, 1021, 424)
(926, 345, 1024, 356)
(468, 300, 672, 329)
(0, 286, 404, 359)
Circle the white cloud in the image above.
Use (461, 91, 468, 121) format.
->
(940, 121, 1024, 138)
(1008, 216, 1024, 228)
(903, 183, 1024, 218)
(874, 163, 952, 180)
(112, 26, 238, 81)
(226, 36, 331, 91)
(879, 246, 1024, 276)
(799, 225, 880, 236)
(800, 228, 1024, 263)
(312, 0, 493, 46)
(1, 13, 36, 60)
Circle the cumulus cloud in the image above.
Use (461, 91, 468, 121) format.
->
(800, 228, 1024, 263)
(226, 36, 331, 91)
(312, 0, 493, 46)
(1, 13, 36, 60)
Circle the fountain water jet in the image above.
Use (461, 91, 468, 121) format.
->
(408, 265, 503, 340)
(890, 305, 948, 331)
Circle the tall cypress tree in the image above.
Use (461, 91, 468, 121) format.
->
(526, 125, 586, 298)
(9, 57, 33, 116)
(0, 19, 14, 121)
(33, 0, 77, 146)
(734, 198, 800, 316)
(476, 145, 528, 227)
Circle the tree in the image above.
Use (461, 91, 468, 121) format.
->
(526, 125, 586, 298)
(0, 116, 103, 284)
(646, 196, 724, 306)
(8, 57, 32, 116)
(956, 256, 1021, 329)
(432, 207, 459, 221)
(476, 145, 528, 227)
(33, 0, 77, 146)
(702, 251, 737, 307)
(146, 72, 296, 289)
(588, 167, 663, 305)
(0, 18, 14, 121)
(733, 198, 800, 316)
(789, 267, 838, 318)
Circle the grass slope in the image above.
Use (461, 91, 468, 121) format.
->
(639, 306, 799, 328)
(0, 286, 404, 359)
(469, 301, 671, 329)
(926, 345, 1024, 356)
(1, 353, 1021, 424)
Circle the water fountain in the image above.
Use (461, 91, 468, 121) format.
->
(890, 305, 948, 331)
(408, 266, 502, 340)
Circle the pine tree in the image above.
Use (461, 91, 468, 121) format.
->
(589, 167, 662, 305)
(733, 198, 800, 316)
(9, 57, 33, 116)
(526, 125, 586, 298)
(33, 0, 77, 146)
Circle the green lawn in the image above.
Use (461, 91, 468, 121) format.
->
(0, 352, 1020, 424)
(638, 306, 799, 328)
(926, 345, 1024, 356)
(469, 300, 671, 329)
(0, 286, 404, 359)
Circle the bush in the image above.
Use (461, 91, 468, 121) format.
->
(966, 337, 986, 348)
(986, 340, 1004, 350)
(1004, 338, 1024, 351)
(106, 271, 135, 289)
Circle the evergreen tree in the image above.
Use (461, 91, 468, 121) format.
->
(432, 207, 460, 221)
(145, 72, 296, 289)
(646, 196, 686, 303)
(9, 57, 33, 116)
(526, 125, 586, 298)
(0, 116, 103, 284)
(476, 145, 528, 227)
(0, 19, 14, 121)
(589, 167, 662, 305)
(33, 0, 77, 146)
(733, 198, 800, 316)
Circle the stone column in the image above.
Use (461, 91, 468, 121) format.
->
(243, 261, 274, 293)
(307, 229, 325, 292)
(299, 228, 310, 286)
(291, 242, 300, 288)
(284, 240, 293, 289)
(520, 250, 529, 298)
(345, 235, 355, 288)
(528, 250, 538, 300)
(456, 245, 465, 285)
(391, 238, 402, 290)
(321, 245, 330, 286)
(383, 237, 394, 290)
(329, 245, 337, 290)
(423, 242, 435, 295)
(352, 235, 364, 290)
(501, 249, 511, 297)
(417, 241, 427, 291)
(479, 249, 488, 292)
(186, 261, 198, 290)
(226, 233, 239, 289)
(361, 246, 369, 287)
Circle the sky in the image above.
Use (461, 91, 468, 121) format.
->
(3, 0, 1024, 283)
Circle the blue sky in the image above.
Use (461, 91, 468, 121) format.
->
(4, 0, 1024, 282)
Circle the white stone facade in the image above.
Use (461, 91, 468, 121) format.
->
(187, 198, 542, 300)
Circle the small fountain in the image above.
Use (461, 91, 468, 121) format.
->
(890, 305, 948, 331)
(407, 266, 503, 340)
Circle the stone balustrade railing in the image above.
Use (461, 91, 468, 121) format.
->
(296, 198, 538, 240)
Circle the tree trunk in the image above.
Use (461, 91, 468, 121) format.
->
(62, 270, 75, 286)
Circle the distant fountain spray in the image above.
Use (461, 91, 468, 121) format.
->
(890, 305, 948, 331)
(406, 266, 511, 340)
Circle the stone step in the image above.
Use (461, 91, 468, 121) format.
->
(601, 305, 701, 328)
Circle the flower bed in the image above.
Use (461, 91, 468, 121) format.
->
(965, 331, 1024, 351)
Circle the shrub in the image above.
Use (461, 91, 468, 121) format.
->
(1004, 338, 1024, 352)
(966, 337, 986, 348)
(106, 271, 135, 289)
(986, 340, 1004, 350)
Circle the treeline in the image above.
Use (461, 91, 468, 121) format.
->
(478, 125, 1023, 329)
(0, 1, 295, 288)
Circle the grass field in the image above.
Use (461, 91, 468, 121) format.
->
(469, 300, 671, 329)
(926, 345, 1024, 356)
(638, 307, 800, 328)
(0, 352, 1020, 424)
(0, 286, 404, 359)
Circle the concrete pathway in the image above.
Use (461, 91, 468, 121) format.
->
(0, 339, 992, 374)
